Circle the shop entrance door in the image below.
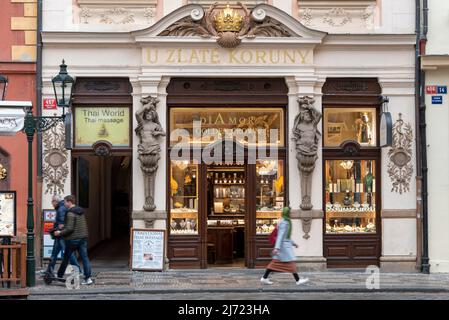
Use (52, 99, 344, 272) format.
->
(205, 163, 247, 268)
(72, 154, 132, 270)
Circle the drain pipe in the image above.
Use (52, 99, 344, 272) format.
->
(414, 0, 422, 271)
(419, 0, 430, 274)
(36, 0, 43, 268)
(37, 0, 43, 176)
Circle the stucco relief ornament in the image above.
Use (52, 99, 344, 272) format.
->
(292, 96, 322, 210)
(100, 7, 135, 24)
(135, 96, 166, 211)
(322, 7, 352, 27)
(387, 114, 413, 194)
(159, 2, 292, 48)
(42, 122, 69, 195)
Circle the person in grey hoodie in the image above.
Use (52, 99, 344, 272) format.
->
(54, 195, 93, 285)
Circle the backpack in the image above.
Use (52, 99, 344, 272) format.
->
(269, 226, 278, 246)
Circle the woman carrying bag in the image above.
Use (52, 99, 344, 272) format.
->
(260, 206, 309, 285)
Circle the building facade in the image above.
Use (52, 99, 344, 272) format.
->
(421, 0, 449, 273)
(40, 0, 419, 271)
(0, 0, 38, 244)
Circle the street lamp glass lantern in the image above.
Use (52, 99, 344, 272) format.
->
(51, 60, 74, 111)
(0, 74, 8, 101)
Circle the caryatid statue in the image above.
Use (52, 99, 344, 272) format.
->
(292, 96, 322, 211)
(135, 96, 166, 211)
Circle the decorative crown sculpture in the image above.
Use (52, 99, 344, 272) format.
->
(214, 4, 243, 32)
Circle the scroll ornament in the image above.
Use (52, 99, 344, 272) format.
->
(387, 114, 413, 194)
(135, 96, 166, 211)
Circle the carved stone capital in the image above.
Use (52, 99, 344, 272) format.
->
(132, 210, 168, 220)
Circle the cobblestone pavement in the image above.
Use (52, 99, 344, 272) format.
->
(28, 269, 449, 298)
(28, 291, 449, 300)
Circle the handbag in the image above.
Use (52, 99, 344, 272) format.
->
(269, 226, 278, 246)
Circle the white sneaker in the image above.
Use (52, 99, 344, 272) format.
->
(296, 277, 309, 285)
(260, 277, 273, 285)
(81, 278, 93, 285)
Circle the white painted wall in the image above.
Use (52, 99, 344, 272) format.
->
(377, 0, 415, 34)
(382, 219, 416, 256)
(426, 70, 449, 272)
(426, 0, 449, 55)
(42, 0, 416, 35)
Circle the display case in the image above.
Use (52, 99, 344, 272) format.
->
(256, 160, 284, 234)
(325, 159, 376, 234)
(170, 160, 199, 235)
(206, 165, 246, 228)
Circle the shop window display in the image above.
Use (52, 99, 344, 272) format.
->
(170, 160, 199, 235)
(324, 108, 376, 147)
(256, 160, 284, 234)
(325, 159, 376, 234)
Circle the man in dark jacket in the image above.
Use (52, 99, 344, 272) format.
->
(54, 195, 93, 285)
(46, 195, 81, 275)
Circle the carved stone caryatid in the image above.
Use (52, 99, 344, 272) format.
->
(292, 96, 322, 211)
(135, 96, 166, 211)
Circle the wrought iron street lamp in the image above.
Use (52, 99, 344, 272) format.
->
(0, 74, 8, 100)
(24, 60, 73, 287)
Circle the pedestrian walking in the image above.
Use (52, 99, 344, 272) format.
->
(46, 195, 82, 276)
(54, 195, 93, 285)
(260, 206, 309, 285)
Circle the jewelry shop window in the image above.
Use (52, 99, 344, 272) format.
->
(323, 108, 377, 147)
(256, 159, 285, 235)
(169, 160, 199, 235)
(325, 159, 376, 234)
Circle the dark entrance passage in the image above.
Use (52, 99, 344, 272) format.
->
(72, 155, 132, 271)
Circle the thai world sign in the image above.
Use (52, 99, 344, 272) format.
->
(74, 106, 130, 148)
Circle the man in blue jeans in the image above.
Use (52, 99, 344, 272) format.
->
(46, 195, 81, 276)
(54, 195, 93, 285)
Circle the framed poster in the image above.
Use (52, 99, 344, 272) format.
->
(42, 209, 59, 259)
(0, 191, 16, 237)
(130, 228, 166, 271)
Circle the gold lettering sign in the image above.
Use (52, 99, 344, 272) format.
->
(170, 108, 284, 147)
(145, 48, 311, 66)
(75, 107, 130, 147)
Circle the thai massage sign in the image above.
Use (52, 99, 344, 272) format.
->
(144, 47, 312, 66)
(74, 106, 130, 147)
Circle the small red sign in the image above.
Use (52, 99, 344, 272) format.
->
(43, 222, 55, 233)
(43, 98, 57, 110)
(426, 86, 437, 94)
